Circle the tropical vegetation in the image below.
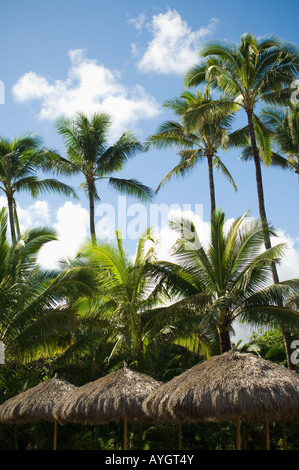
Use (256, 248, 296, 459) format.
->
(1, 32, 299, 450)
(145, 87, 242, 217)
(0, 134, 77, 242)
(53, 112, 154, 238)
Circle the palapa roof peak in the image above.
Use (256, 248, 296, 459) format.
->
(143, 349, 299, 424)
(53, 365, 161, 425)
(0, 374, 76, 424)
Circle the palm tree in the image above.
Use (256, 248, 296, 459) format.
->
(0, 207, 95, 363)
(74, 228, 170, 367)
(0, 134, 78, 243)
(55, 229, 215, 378)
(260, 103, 299, 178)
(145, 89, 243, 218)
(184, 33, 299, 274)
(54, 112, 154, 239)
(150, 209, 299, 354)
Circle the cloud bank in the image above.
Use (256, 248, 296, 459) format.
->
(1, 195, 298, 283)
(42, 203, 299, 283)
(12, 49, 160, 136)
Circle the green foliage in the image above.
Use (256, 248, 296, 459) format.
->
(55, 112, 153, 237)
(260, 104, 299, 178)
(1, 32, 299, 452)
(145, 88, 239, 216)
(149, 208, 299, 354)
(0, 207, 96, 365)
(248, 327, 299, 368)
(0, 134, 77, 241)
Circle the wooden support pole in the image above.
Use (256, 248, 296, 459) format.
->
(123, 415, 128, 450)
(236, 418, 241, 450)
(178, 423, 182, 450)
(265, 420, 270, 450)
(53, 419, 57, 450)
(283, 422, 287, 450)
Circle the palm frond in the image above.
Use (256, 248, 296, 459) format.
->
(98, 131, 143, 174)
(213, 156, 238, 191)
(107, 177, 154, 201)
(13, 177, 78, 198)
(156, 150, 202, 193)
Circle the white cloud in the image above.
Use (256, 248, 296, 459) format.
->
(272, 228, 299, 281)
(38, 201, 89, 269)
(127, 12, 147, 31)
(135, 10, 219, 75)
(0, 196, 51, 233)
(1, 194, 299, 285)
(156, 206, 210, 259)
(12, 49, 160, 137)
(17, 200, 51, 231)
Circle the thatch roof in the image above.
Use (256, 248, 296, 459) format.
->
(0, 374, 76, 424)
(143, 350, 299, 424)
(53, 364, 161, 425)
(142, 361, 206, 424)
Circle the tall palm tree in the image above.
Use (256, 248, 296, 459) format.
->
(184, 34, 299, 367)
(56, 229, 216, 378)
(54, 112, 154, 239)
(0, 134, 78, 243)
(184, 33, 299, 273)
(74, 228, 170, 367)
(0, 207, 95, 363)
(150, 209, 299, 354)
(145, 89, 243, 218)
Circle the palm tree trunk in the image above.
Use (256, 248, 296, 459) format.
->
(87, 181, 96, 239)
(219, 329, 231, 353)
(247, 109, 294, 370)
(246, 111, 272, 251)
(7, 194, 16, 243)
(218, 318, 231, 353)
(207, 154, 216, 218)
(13, 198, 21, 240)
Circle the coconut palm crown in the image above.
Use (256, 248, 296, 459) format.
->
(0, 134, 77, 242)
(54, 112, 154, 238)
(74, 228, 170, 366)
(145, 88, 245, 218)
(150, 209, 299, 353)
(184, 33, 299, 258)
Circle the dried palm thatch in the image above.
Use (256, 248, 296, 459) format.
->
(142, 362, 205, 425)
(143, 349, 299, 450)
(53, 364, 161, 426)
(162, 349, 299, 425)
(0, 373, 76, 424)
(142, 361, 210, 450)
(0, 373, 76, 450)
(53, 364, 161, 449)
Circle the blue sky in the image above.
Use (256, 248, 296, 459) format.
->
(1, 0, 299, 301)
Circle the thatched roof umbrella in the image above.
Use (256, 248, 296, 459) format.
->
(53, 364, 161, 450)
(0, 373, 76, 450)
(142, 361, 209, 449)
(143, 363, 206, 425)
(144, 348, 299, 450)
